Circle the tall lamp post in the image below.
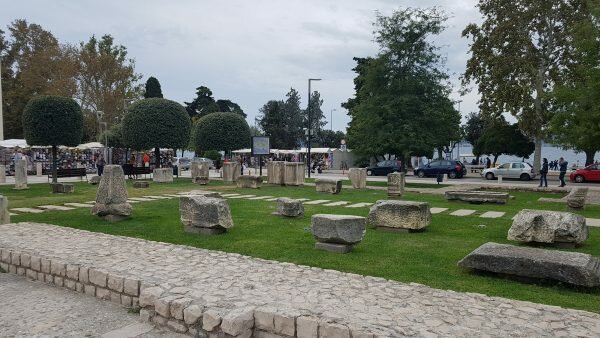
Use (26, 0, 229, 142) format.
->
(307, 78, 321, 178)
(330, 108, 336, 131)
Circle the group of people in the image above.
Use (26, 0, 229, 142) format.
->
(538, 157, 569, 188)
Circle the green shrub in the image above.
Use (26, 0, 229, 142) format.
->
(193, 112, 250, 153)
(22, 95, 83, 148)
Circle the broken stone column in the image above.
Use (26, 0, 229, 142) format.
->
(348, 168, 367, 189)
(267, 161, 285, 185)
(91, 165, 132, 221)
(367, 200, 431, 232)
(0, 195, 10, 224)
(222, 162, 240, 184)
(284, 162, 304, 186)
(153, 168, 173, 183)
(191, 160, 210, 184)
(180, 196, 233, 235)
(14, 159, 28, 190)
(311, 214, 366, 253)
(387, 172, 404, 198)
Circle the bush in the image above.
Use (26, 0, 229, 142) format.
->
(22, 95, 83, 147)
(98, 123, 125, 149)
(193, 112, 250, 153)
(202, 150, 222, 161)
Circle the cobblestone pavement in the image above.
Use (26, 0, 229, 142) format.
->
(0, 272, 187, 338)
(2, 223, 600, 337)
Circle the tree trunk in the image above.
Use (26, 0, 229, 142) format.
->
(533, 137, 542, 176)
(154, 147, 161, 168)
(51, 145, 58, 184)
(585, 150, 596, 166)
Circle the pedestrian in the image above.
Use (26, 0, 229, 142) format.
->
(539, 158, 548, 188)
(558, 157, 568, 187)
(96, 155, 105, 176)
(143, 153, 150, 167)
(486, 157, 491, 169)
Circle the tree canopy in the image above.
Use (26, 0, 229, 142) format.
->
(474, 122, 535, 164)
(258, 88, 304, 149)
(193, 112, 250, 153)
(143, 76, 163, 98)
(185, 86, 246, 119)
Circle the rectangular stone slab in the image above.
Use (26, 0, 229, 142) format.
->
(445, 191, 509, 204)
(450, 209, 476, 217)
(458, 242, 600, 287)
(479, 211, 505, 219)
(430, 207, 448, 214)
(37, 205, 76, 211)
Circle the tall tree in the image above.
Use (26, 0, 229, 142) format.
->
(143, 76, 163, 98)
(304, 90, 325, 134)
(258, 88, 304, 149)
(474, 122, 535, 164)
(345, 8, 460, 168)
(462, 112, 493, 162)
(462, 0, 590, 174)
(216, 99, 246, 117)
(77, 34, 143, 140)
(184, 86, 246, 120)
(314, 130, 345, 148)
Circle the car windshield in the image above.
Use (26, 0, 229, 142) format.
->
(498, 163, 510, 169)
(377, 161, 386, 167)
(179, 158, 190, 163)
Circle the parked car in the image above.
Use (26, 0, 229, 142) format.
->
(481, 162, 535, 181)
(414, 160, 466, 179)
(366, 160, 401, 176)
(173, 157, 191, 170)
(570, 164, 600, 183)
(193, 157, 216, 169)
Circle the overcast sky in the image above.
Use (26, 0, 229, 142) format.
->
(2, 0, 482, 132)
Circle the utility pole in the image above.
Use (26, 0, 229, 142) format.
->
(330, 109, 336, 131)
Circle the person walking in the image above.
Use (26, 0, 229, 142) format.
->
(96, 155, 105, 176)
(486, 157, 491, 168)
(539, 158, 548, 188)
(558, 157, 568, 187)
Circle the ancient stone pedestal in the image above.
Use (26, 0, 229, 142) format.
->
(348, 168, 367, 189)
(267, 161, 286, 185)
(311, 214, 366, 253)
(367, 200, 431, 231)
(222, 162, 240, 184)
(180, 196, 233, 235)
(133, 181, 149, 188)
(387, 172, 404, 198)
(191, 160, 210, 184)
(153, 168, 173, 183)
(508, 209, 587, 246)
(0, 195, 10, 224)
(50, 183, 74, 194)
(14, 159, 28, 190)
(458, 242, 600, 287)
(274, 198, 304, 217)
(445, 191, 509, 204)
(315, 179, 342, 194)
(284, 162, 304, 186)
(236, 175, 262, 189)
(0, 165, 5, 183)
(36, 162, 43, 177)
(567, 188, 588, 209)
(91, 165, 132, 222)
(89, 176, 101, 185)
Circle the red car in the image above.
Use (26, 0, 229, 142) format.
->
(570, 164, 600, 183)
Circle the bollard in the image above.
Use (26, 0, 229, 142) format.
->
(498, 175, 503, 184)
(36, 162, 43, 177)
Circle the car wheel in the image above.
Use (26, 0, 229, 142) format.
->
(448, 171, 457, 179)
(417, 170, 425, 178)
(575, 175, 585, 183)
(367, 170, 373, 176)
(520, 173, 531, 181)
(485, 172, 495, 180)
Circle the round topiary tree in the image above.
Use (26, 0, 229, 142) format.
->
(22, 95, 84, 183)
(193, 112, 251, 155)
(122, 98, 191, 167)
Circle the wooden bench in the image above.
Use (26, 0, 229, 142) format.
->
(122, 165, 152, 179)
(43, 168, 87, 182)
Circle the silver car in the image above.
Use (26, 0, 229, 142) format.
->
(481, 162, 536, 181)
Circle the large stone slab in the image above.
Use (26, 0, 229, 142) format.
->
(236, 175, 262, 189)
(133, 181, 149, 188)
(89, 175, 101, 185)
(91, 165, 132, 221)
(0, 196, 9, 224)
(267, 161, 285, 185)
(284, 162, 305, 186)
(14, 159, 28, 190)
(222, 162, 240, 184)
(315, 178, 342, 194)
(275, 198, 304, 217)
(180, 196, 233, 234)
(508, 209, 588, 245)
(387, 172, 404, 198)
(50, 183, 74, 194)
(445, 191, 509, 204)
(153, 168, 173, 183)
(458, 242, 600, 287)
(367, 200, 431, 231)
(348, 168, 366, 189)
(311, 214, 366, 253)
(567, 188, 588, 209)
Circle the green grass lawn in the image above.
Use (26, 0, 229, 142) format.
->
(4, 179, 600, 313)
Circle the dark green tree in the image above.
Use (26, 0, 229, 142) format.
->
(462, 0, 591, 173)
(474, 122, 535, 164)
(22, 95, 83, 183)
(184, 86, 219, 119)
(143, 76, 163, 98)
(258, 88, 304, 149)
(193, 112, 250, 154)
(304, 91, 325, 133)
(98, 123, 125, 149)
(122, 98, 191, 167)
(216, 99, 246, 117)
(314, 130, 346, 148)
(462, 112, 493, 162)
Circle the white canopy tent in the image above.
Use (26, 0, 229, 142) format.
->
(76, 142, 104, 150)
(0, 139, 29, 148)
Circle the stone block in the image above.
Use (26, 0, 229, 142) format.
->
(315, 178, 342, 194)
(79, 267, 89, 283)
(84, 284, 96, 297)
(254, 307, 276, 331)
(96, 287, 111, 300)
(236, 175, 262, 189)
(170, 297, 193, 320)
(0, 195, 10, 224)
(167, 320, 188, 333)
(26, 269, 37, 280)
(89, 175, 101, 185)
(110, 291, 121, 303)
(155, 295, 180, 318)
(20, 254, 30, 268)
(508, 209, 588, 244)
(567, 188, 588, 209)
(10, 252, 19, 266)
(191, 160, 211, 183)
(184, 304, 204, 325)
(30, 256, 40, 271)
(133, 181, 149, 188)
(50, 260, 66, 276)
(297, 316, 319, 338)
(17, 267, 25, 276)
(202, 309, 222, 331)
(124, 278, 140, 296)
(14, 159, 28, 190)
(387, 172, 405, 198)
(348, 168, 367, 189)
(284, 162, 304, 186)
(458, 242, 600, 287)
(221, 308, 255, 336)
(222, 162, 241, 184)
(267, 161, 285, 185)
(153, 168, 173, 183)
(367, 200, 431, 231)
(121, 295, 132, 307)
(91, 165, 131, 221)
(89, 269, 108, 287)
(445, 191, 509, 204)
(311, 214, 366, 253)
(139, 286, 165, 307)
(193, 176, 209, 185)
(50, 183, 74, 194)
(66, 264, 79, 280)
(40, 258, 51, 273)
(64, 279, 76, 290)
(319, 322, 351, 338)
(180, 196, 233, 233)
(107, 274, 124, 292)
(274, 310, 298, 336)
(275, 198, 304, 217)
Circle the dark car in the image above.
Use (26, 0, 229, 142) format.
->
(414, 160, 466, 179)
(570, 164, 600, 183)
(366, 160, 401, 176)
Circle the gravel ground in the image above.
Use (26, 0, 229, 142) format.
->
(0, 272, 186, 338)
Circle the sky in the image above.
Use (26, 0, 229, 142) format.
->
(1, 0, 482, 132)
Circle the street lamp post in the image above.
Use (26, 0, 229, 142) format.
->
(307, 78, 321, 178)
(330, 109, 336, 131)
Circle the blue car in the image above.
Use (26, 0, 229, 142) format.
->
(366, 160, 402, 176)
(414, 160, 466, 179)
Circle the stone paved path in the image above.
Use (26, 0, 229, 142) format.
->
(2, 223, 600, 337)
